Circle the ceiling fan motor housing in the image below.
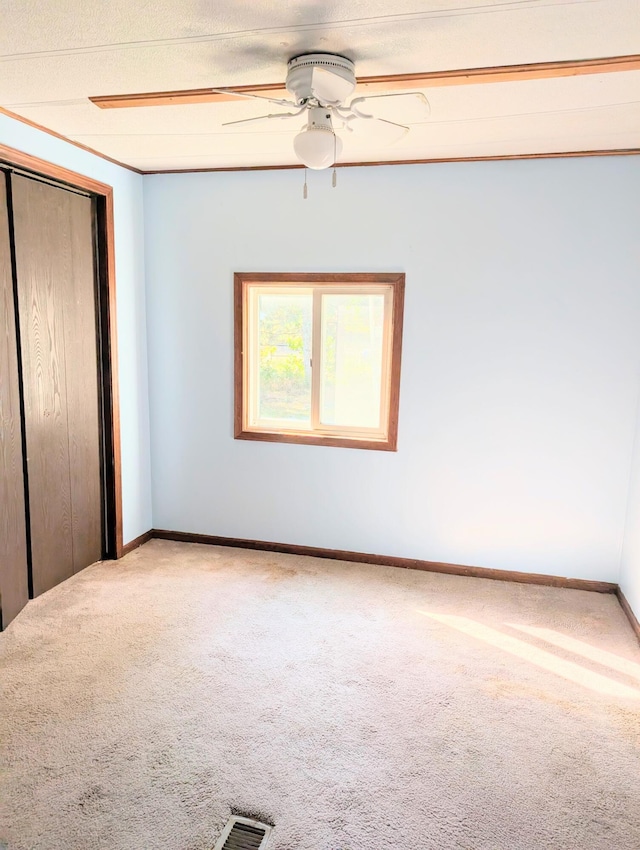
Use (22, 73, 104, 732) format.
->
(305, 106, 333, 131)
(286, 53, 356, 105)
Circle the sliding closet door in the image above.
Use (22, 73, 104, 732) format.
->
(0, 176, 29, 627)
(11, 174, 102, 597)
(65, 190, 103, 572)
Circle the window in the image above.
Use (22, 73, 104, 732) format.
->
(234, 273, 405, 450)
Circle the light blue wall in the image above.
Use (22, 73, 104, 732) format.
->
(0, 114, 152, 545)
(621, 393, 640, 622)
(4, 114, 637, 589)
(144, 157, 640, 582)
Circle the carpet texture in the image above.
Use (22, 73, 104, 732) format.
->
(1, 540, 639, 850)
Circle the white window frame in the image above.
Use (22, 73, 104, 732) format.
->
(234, 273, 405, 451)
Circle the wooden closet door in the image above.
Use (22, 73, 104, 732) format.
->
(65, 192, 103, 573)
(12, 175, 102, 597)
(0, 175, 29, 627)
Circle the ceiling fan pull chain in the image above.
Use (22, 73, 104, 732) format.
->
(332, 134, 337, 188)
(303, 167, 308, 199)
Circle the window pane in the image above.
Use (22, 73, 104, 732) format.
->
(320, 293, 385, 428)
(257, 293, 312, 424)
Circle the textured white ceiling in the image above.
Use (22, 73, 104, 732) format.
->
(1, 0, 639, 170)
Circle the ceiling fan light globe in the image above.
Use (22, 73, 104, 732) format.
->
(293, 128, 342, 170)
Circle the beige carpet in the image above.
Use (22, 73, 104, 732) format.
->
(1, 540, 639, 850)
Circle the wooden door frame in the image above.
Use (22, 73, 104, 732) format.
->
(0, 143, 124, 558)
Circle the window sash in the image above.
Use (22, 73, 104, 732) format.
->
(244, 282, 394, 440)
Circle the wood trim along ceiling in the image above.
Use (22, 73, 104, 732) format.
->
(0, 143, 125, 558)
(0, 106, 142, 174)
(141, 149, 640, 175)
(2, 104, 639, 177)
(90, 54, 640, 108)
(126, 529, 617, 594)
(2, 54, 639, 173)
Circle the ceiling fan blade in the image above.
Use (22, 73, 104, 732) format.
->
(222, 108, 306, 128)
(89, 55, 640, 109)
(209, 88, 297, 108)
(349, 92, 430, 119)
(341, 114, 409, 146)
(310, 66, 356, 105)
(347, 100, 410, 132)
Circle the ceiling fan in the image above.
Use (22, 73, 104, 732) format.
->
(89, 51, 640, 170)
(203, 53, 429, 170)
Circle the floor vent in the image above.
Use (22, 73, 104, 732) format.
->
(213, 816, 273, 850)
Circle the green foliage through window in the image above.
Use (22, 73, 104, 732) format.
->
(258, 294, 311, 421)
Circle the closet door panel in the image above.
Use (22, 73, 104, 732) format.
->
(66, 193, 102, 572)
(12, 175, 75, 596)
(0, 177, 29, 627)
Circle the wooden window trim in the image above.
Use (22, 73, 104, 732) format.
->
(234, 272, 405, 451)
